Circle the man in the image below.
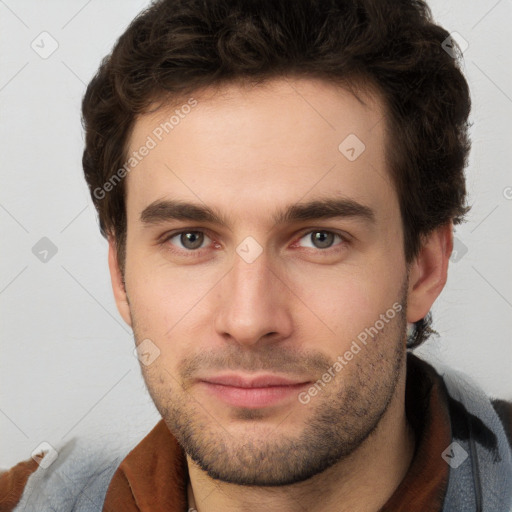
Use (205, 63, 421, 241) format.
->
(1, 0, 511, 510)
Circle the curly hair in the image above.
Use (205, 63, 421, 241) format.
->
(81, 0, 472, 349)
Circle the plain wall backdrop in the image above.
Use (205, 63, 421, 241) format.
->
(1, 0, 511, 469)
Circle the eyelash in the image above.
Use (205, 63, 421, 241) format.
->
(159, 228, 350, 257)
(160, 230, 218, 259)
(288, 230, 350, 257)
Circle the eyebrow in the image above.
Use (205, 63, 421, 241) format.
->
(140, 197, 376, 228)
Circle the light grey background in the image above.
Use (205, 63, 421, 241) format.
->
(1, 0, 511, 469)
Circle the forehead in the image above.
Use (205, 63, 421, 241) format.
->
(124, 77, 396, 228)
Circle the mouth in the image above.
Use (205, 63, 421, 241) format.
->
(198, 373, 312, 409)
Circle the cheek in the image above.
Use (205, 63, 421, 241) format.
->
(125, 251, 218, 341)
(286, 258, 404, 347)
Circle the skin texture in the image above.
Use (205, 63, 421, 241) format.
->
(108, 77, 453, 512)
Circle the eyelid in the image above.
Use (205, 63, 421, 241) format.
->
(159, 227, 351, 255)
(160, 228, 214, 252)
(292, 228, 351, 249)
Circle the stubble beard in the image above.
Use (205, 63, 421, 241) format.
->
(135, 293, 408, 486)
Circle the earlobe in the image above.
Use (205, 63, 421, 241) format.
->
(107, 236, 132, 327)
(406, 222, 453, 324)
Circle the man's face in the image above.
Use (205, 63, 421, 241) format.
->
(119, 77, 410, 485)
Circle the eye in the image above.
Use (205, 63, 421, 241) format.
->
(296, 230, 346, 250)
(167, 231, 212, 251)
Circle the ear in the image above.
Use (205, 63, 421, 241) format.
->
(406, 222, 453, 323)
(107, 236, 132, 327)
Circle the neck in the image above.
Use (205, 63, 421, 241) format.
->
(186, 369, 416, 512)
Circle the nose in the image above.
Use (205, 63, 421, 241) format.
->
(214, 248, 294, 347)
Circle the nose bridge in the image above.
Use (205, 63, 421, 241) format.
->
(230, 249, 274, 314)
(214, 246, 292, 345)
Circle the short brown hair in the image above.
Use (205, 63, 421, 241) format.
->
(81, 0, 472, 349)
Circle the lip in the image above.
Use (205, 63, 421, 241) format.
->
(198, 373, 311, 409)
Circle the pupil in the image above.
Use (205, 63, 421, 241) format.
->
(313, 231, 333, 248)
(182, 232, 203, 249)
